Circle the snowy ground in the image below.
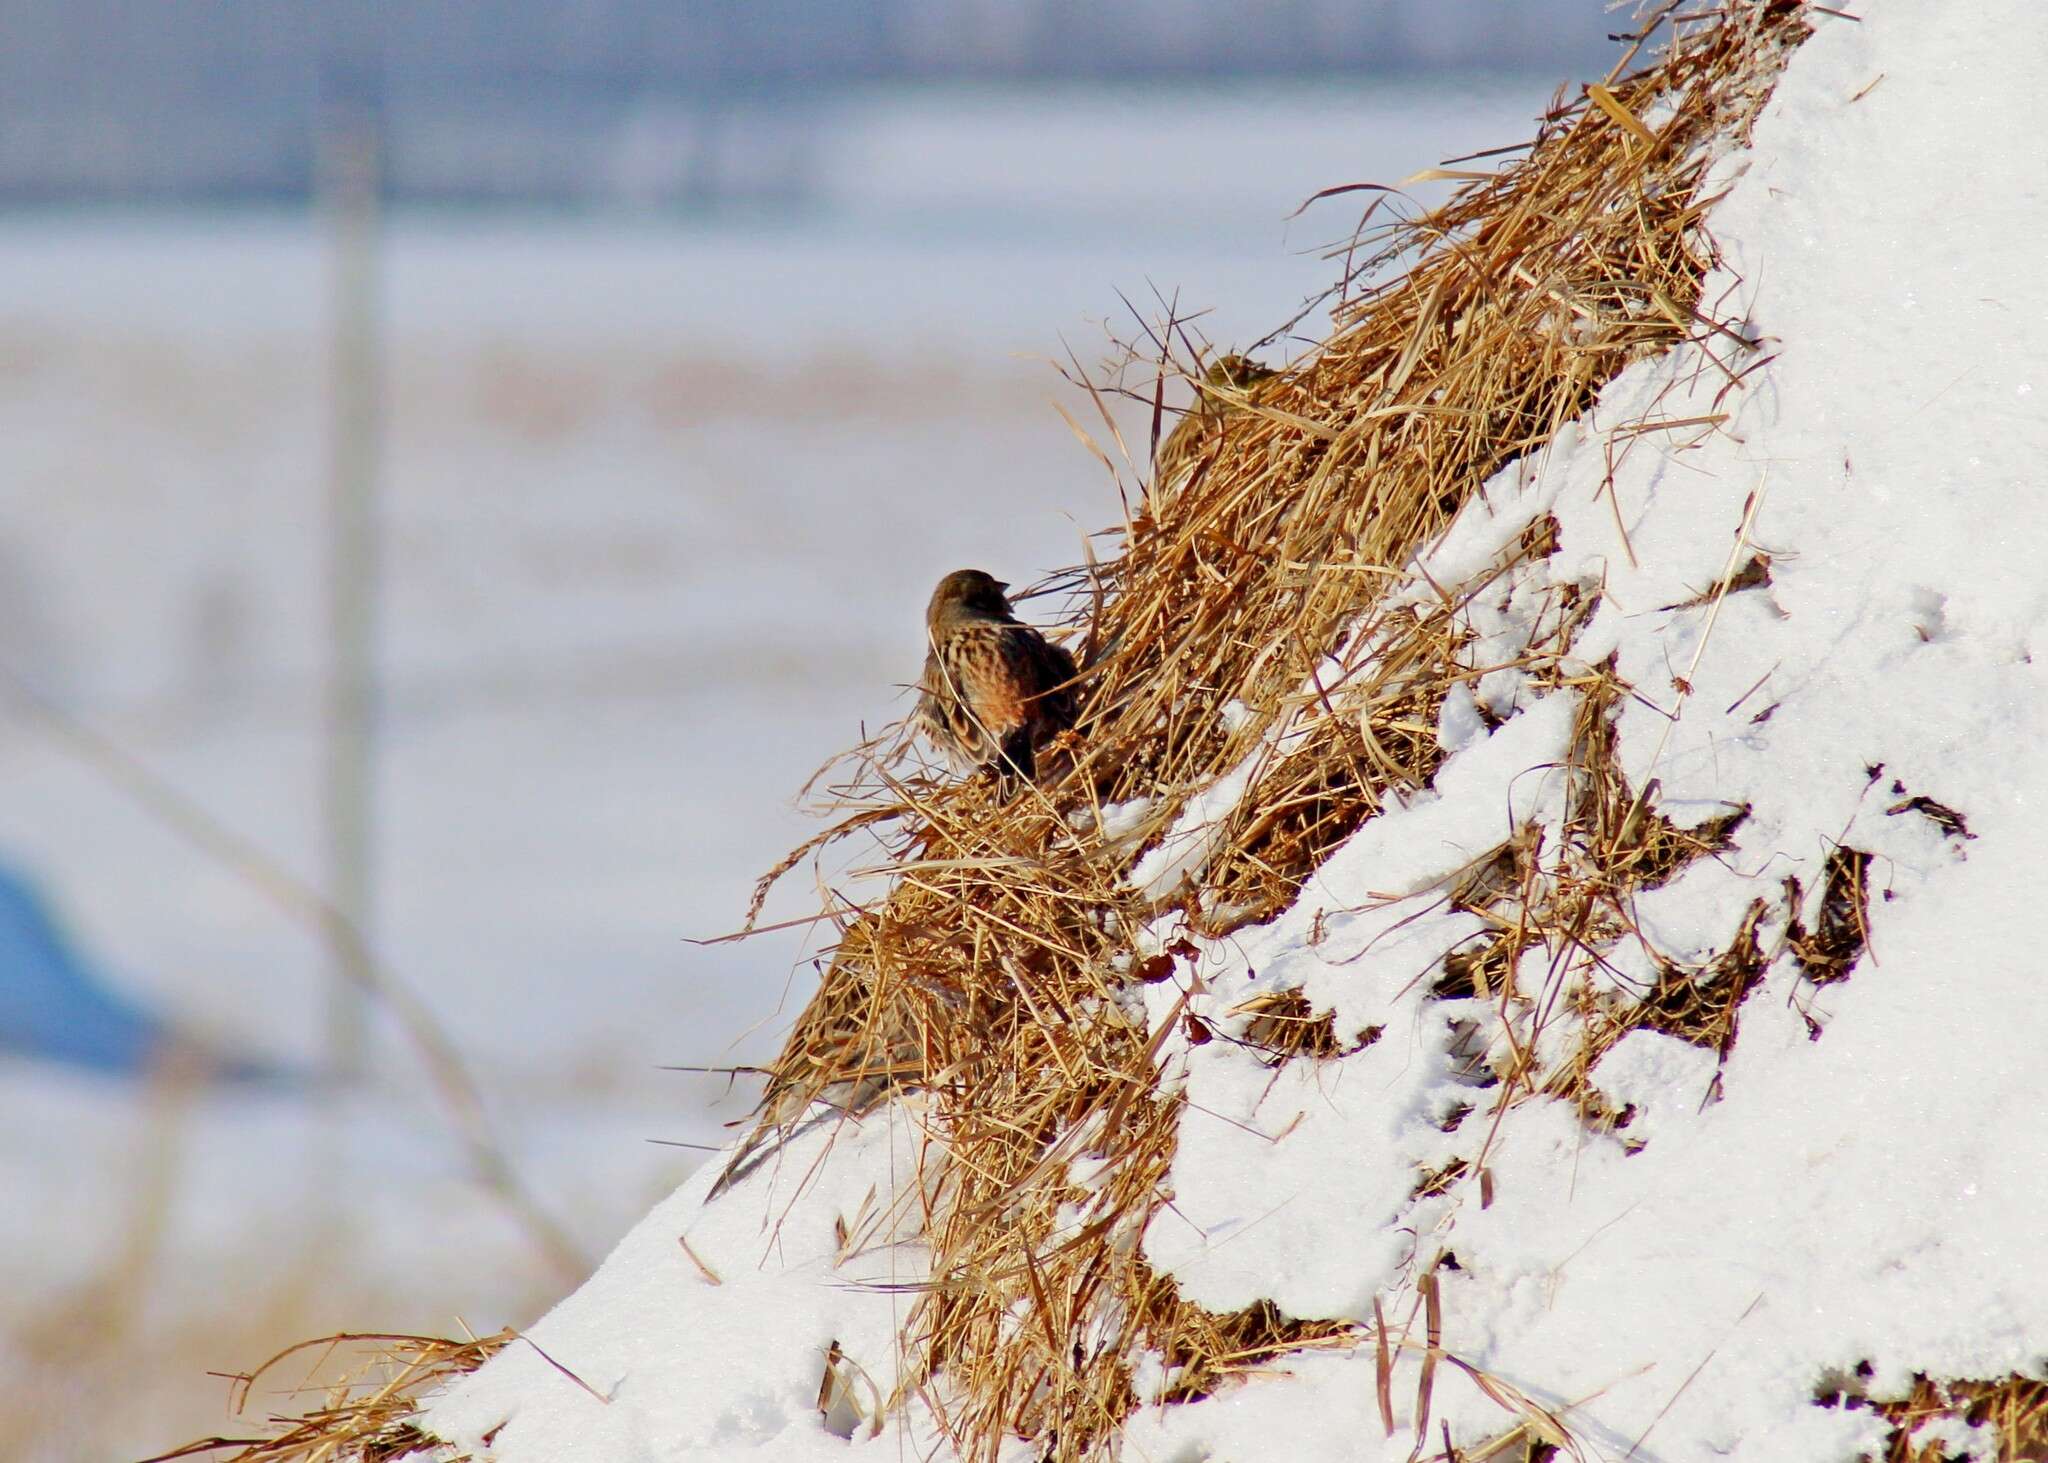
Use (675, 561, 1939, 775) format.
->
(0, 78, 1560, 1457)
(420, 4, 2048, 1460)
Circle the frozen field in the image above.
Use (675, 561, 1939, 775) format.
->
(0, 77, 1558, 1455)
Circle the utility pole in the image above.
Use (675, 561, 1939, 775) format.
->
(317, 74, 384, 1084)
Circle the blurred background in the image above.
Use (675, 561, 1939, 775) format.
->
(0, 1, 1610, 1454)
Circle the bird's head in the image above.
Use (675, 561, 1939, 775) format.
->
(1201, 352, 1276, 393)
(928, 568, 1014, 629)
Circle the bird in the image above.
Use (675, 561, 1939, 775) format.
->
(1153, 352, 1278, 491)
(914, 569, 1080, 781)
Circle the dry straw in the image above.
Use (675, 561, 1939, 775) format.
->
(164, 4, 1931, 1461)
(140, 1331, 510, 1463)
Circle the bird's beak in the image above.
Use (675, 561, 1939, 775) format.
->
(996, 580, 1010, 592)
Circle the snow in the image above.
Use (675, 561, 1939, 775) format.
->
(1129, 2, 2048, 1456)
(1137, 693, 1575, 1315)
(1128, 755, 1258, 903)
(428, 2, 2048, 1457)
(1073, 794, 1157, 849)
(427, 1108, 927, 1462)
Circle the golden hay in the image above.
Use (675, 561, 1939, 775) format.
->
(141, 1332, 509, 1463)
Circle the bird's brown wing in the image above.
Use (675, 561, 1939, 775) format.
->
(1019, 630, 1081, 736)
(914, 643, 972, 766)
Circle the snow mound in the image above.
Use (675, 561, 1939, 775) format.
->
(418, 3, 2048, 1459)
(427, 1108, 928, 1461)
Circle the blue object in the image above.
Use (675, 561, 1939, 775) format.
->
(0, 861, 165, 1074)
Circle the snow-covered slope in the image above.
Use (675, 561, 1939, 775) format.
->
(419, 4, 2048, 1458)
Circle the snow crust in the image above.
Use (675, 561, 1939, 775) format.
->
(422, 4, 2048, 1458)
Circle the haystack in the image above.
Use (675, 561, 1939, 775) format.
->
(722, 5, 1812, 1454)
(160, 3, 2048, 1460)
